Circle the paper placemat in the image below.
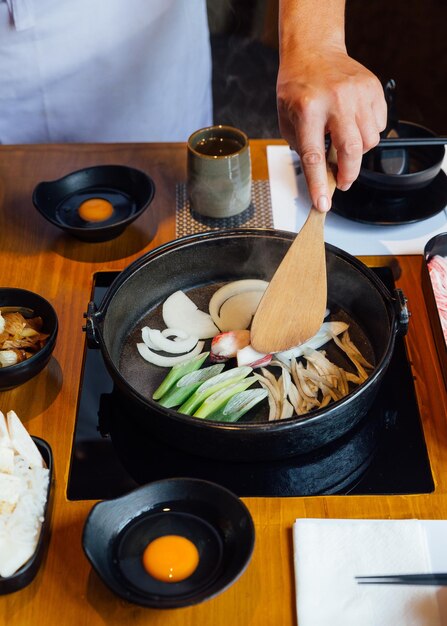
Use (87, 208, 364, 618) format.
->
(267, 145, 447, 255)
(175, 180, 273, 238)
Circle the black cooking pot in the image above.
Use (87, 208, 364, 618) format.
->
(359, 121, 444, 192)
(84, 229, 409, 461)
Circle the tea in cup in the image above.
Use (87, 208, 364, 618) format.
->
(187, 125, 251, 218)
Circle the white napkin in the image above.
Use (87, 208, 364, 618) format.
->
(267, 145, 447, 255)
(293, 518, 442, 626)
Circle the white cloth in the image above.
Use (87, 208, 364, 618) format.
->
(5, 0, 35, 30)
(293, 518, 442, 626)
(0, 0, 212, 143)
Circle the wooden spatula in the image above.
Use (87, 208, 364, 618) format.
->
(250, 149, 337, 354)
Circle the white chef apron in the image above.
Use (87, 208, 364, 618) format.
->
(0, 0, 213, 143)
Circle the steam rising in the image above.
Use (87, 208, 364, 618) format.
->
(211, 34, 280, 138)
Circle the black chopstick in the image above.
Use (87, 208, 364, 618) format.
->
(356, 573, 447, 586)
(377, 137, 447, 148)
(320, 136, 447, 149)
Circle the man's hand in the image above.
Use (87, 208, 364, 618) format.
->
(277, 1, 387, 212)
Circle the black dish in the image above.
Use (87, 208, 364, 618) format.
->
(332, 170, 447, 226)
(82, 478, 255, 608)
(0, 437, 53, 594)
(32, 165, 155, 242)
(359, 121, 445, 192)
(0, 288, 58, 390)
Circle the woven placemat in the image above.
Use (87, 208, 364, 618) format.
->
(175, 180, 273, 238)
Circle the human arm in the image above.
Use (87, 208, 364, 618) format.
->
(276, 0, 387, 212)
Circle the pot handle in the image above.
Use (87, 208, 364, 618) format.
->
(83, 301, 101, 348)
(393, 288, 410, 336)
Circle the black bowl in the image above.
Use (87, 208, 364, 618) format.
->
(32, 165, 156, 242)
(0, 437, 53, 594)
(359, 121, 445, 192)
(82, 478, 255, 608)
(0, 288, 58, 391)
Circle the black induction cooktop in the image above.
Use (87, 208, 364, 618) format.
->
(67, 269, 434, 500)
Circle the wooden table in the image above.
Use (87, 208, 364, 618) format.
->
(1, 140, 446, 626)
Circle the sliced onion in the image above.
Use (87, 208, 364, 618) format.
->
(209, 279, 268, 330)
(275, 321, 349, 363)
(141, 326, 199, 354)
(218, 291, 265, 332)
(137, 340, 205, 367)
(141, 327, 159, 349)
(161, 328, 189, 339)
(162, 291, 219, 339)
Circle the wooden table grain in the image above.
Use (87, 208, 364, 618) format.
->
(0, 140, 446, 626)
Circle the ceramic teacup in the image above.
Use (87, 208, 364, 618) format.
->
(187, 125, 251, 218)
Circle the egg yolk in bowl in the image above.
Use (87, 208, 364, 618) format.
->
(78, 198, 114, 222)
(142, 534, 199, 583)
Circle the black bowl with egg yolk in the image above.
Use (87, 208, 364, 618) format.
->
(32, 165, 155, 242)
(82, 478, 255, 608)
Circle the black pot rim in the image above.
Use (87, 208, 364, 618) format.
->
(90, 228, 398, 434)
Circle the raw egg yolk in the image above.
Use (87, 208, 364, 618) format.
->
(77, 198, 114, 222)
(142, 535, 199, 583)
